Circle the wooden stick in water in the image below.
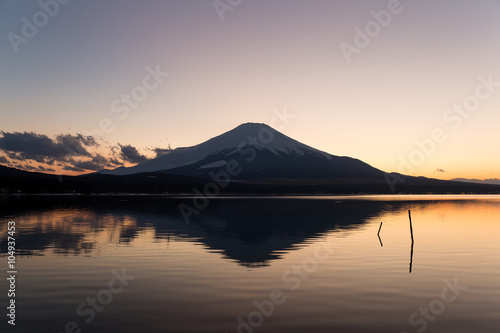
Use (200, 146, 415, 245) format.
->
(409, 210, 414, 273)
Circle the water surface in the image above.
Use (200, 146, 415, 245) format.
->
(0, 195, 499, 333)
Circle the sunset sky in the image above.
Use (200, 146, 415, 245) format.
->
(1, 0, 499, 179)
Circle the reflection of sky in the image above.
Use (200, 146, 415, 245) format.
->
(3, 195, 500, 265)
(1, 196, 376, 265)
(1, 0, 500, 179)
(2, 196, 500, 332)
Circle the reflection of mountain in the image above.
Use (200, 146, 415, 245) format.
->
(0, 196, 399, 267)
(5, 196, 486, 267)
(176, 199, 390, 267)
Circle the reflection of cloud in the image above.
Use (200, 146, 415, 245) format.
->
(0, 207, 140, 256)
(9, 197, 493, 267)
(0, 197, 385, 267)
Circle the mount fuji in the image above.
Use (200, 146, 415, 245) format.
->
(99, 123, 385, 180)
(3, 123, 500, 193)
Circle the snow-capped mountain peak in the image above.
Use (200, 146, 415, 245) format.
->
(101, 123, 332, 175)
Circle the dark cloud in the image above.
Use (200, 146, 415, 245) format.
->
(0, 132, 96, 163)
(72, 161, 102, 171)
(74, 158, 103, 171)
(6, 163, 55, 173)
(37, 165, 56, 172)
(0, 131, 155, 173)
(22, 164, 37, 171)
(56, 134, 96, 156)
(109, 158, 123, 166)
(0, 131, 66, 160)
(65, 154, 120, 172)
(63, 165, 86, 172)
(7, 151, 49, 163)
(5, 152, 19, 159)
(152, 148, 172, 158)
(118, 144, 149, 164)
(435, 169, 445, 173)
(91, 154, 108, 165)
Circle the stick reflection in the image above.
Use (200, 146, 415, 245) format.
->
(376, 215, 414, 273)
(377, 222, 383, 247)
(408, 210, 415, 273)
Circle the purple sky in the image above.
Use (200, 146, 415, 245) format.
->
(1, 0, 500, 178)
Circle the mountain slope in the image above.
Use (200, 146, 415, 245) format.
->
(5, 123, 500, 194)
(2, 164, 500, 195)
(100, 123, 384, 179)
(451, 178, 500, 185)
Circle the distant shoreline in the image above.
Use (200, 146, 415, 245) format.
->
(2, 193, 500, 199)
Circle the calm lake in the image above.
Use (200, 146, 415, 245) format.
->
(1, 195, 499, 333)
